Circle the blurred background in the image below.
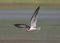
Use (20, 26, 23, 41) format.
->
(0, 0, 60, 9)
(0, 0, 60, 43)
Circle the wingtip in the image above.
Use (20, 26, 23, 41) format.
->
(14, 24, 19, 27)
(35, 5, 40, 11)
(38, 5, 40, 9)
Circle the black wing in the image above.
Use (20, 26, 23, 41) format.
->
(31, 5, 40, 21)
(14, 24, 30, 28)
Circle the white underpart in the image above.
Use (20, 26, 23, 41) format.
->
(30, 27, 36, 30)
(29, 27, 40, 31)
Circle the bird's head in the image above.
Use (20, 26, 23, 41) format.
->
(25, 28, 30, 32)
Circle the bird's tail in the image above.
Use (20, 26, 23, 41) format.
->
(36, 27, 41, 30)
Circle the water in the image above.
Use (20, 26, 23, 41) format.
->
(0, 10, 60, 20)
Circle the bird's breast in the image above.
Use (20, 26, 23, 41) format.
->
(29, 27, 36, 30)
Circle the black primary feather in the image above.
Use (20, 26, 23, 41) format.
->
(31, 5, 40, 21)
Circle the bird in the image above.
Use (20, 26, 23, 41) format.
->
(14, 5, 40, 32)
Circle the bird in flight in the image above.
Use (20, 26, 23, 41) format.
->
(14, 5, 40, 32)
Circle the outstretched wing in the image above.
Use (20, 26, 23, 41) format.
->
(31, 5, 40, 27)
(14, 24, 30, 29)
(31, 5, 40, 28)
